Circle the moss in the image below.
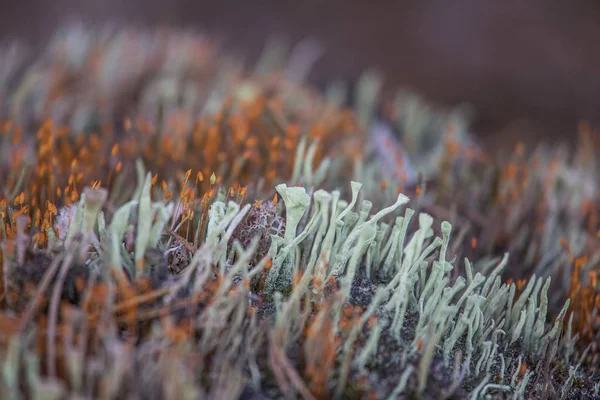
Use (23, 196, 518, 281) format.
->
(0, 24, 598, 400)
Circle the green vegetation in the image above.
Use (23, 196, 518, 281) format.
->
(0, 25, 598, 399)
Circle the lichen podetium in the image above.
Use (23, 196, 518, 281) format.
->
(0, 26, 598, 399)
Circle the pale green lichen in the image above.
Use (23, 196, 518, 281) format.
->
(1, 25, 598, 400)
(1, 172, 591, 399)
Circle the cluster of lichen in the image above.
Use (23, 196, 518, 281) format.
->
(0, 25, 599, 400)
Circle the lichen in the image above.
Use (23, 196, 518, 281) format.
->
(0, 24, 598, 400)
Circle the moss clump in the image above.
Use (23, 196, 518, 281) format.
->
(0, 25, 598, 400)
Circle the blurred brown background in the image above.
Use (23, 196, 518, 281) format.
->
(2, 0, 600, 146)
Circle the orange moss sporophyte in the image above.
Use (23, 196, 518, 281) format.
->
(568, 255, 600, 341)
(2, 26, 600, 398)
